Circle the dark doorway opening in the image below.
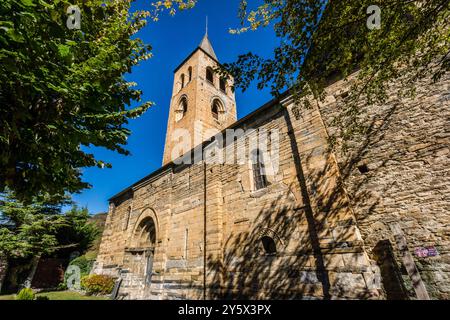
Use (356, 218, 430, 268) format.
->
(373, 240, 410, 300)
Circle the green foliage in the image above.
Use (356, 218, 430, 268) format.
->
(223, 0, 449, 146)
(0, 191, 67, 258)
(70, 255, 95, 275)
(151, 0, 196, 19)
(16, 288, 35, 300)
(63, 254, 95, 285)
(227, 1, 449, 94)
(35, 295, 50, 300)
(0, 0, 153, 200)
(81, 274, 115, 295)
(57, 205, 99, 253)
(0, 192, 98, 262)
(57, 282, 68, 291)
(150, 1, 449, 147)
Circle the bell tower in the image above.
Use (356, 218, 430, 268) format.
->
(162, 32, 237, 165)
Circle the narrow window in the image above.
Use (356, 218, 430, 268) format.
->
(182, 98, 187, 114)
(188, 67, 192, 82)
(261, 236, 277, 255)
(252, 149, 267, 190)
(220, 78, 226, 92)
(206, 67, 214, 84)
(180, 74, 185, 89)
(175, 97, 188, 122)
(184, 228, 189, 259)
(211, 101, 219, 120)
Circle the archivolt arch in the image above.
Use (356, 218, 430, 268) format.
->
(255, 228, 285, 255)
(175, 95, 188, 122)
(210, 96, 226, 121)
(129, 208, 160, 248)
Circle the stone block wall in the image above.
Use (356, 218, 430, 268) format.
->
(318, 72, 450, 299)
(163, 49, 237, 165)
(94, 88, 382, 299)
(94, 55, 450, 300)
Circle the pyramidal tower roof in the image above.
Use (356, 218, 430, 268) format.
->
(199, 32, 218, 61)
(174, 22, 219, 73)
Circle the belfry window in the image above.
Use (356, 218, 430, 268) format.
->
(180, 74, 185, 89)
(188, 67, 192, 82)
(252, 149, 267, 190)
(175, 97, 188, 122)
(220, 78, 226, 93)
(212, 102, 219, 120)
(211, 99, 224, 122)
(206, 67, 214, 84)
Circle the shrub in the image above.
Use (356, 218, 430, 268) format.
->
(36, 295, 49, 300)
(81, 274, 115, 295)
(64, 255, 95, 286)
(16, 288, 35, 300)
(57, 282, 68, 291)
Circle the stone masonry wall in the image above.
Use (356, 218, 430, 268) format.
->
(94, 69, 449, 299)
(94, 93, 382, 299)
(210, 101, 380, 299)
(318, 72, 450, 299)
(163, 49, 237, 165)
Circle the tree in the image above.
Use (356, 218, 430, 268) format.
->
(56, 205, 99, 254)
(224, 0, 449, 144)
(0, 192, 67, 287)
(0, 192, 99, 288)
(0, 0, 153, 201)
(156, 0, 449, 145)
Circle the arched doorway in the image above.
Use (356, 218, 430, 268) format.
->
(135, 217, 156, 286)
(134, 217, 156, 248)
(127, 215, 158, 287)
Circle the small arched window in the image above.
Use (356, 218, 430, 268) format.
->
(211, 99, 224, 122)
(180, 74, 185, 89)
(206, 67, 214, 84)
(188, 67, 192, 82)
(261, 236, 277, 255)
(220, 78, 226, 93)
(212, 102, 219, 120)
(252, 149, 267, 190)
(175, 97, 188, 122)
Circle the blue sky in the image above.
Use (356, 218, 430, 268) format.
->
(71, 0, 279, 214)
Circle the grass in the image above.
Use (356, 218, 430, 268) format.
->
(0, 290, 109, 300)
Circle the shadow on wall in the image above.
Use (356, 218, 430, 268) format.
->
(204, 81, 443, 299)
(203, 104, 405, 300)
(205, 184, 378, 299)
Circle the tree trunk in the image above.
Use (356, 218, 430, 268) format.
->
(0, 255, 8, 293)
(23, 254, 41, 289)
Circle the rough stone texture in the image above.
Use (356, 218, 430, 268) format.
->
(93, 38, 449, 300)
(93, 100, 381, 298)
(162, 46, 237, 166)
(93, 70, 381, 300)
(318, 72, 450, 299)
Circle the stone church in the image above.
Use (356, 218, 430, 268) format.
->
(92, 32, 450, 300)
